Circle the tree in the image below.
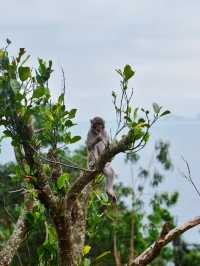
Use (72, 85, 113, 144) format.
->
(0, 40, 198, 266)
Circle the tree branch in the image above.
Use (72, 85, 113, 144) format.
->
(130, 216, 200, 266)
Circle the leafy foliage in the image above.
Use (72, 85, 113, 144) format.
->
(112, 64, 170, 154)
(0, 43, 80, 152)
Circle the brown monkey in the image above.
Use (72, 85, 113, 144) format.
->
(86, 117, 116, 202)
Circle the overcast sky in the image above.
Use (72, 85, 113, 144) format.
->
(1, 0, 200, 121)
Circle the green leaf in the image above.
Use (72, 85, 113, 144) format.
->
(124, 116, 132, 123)
(68, 109, 77, 119)
(3, 130, 12, 138)
(38, 58, 46, 75)
(46, 111, 54, 122)
(112, 91, 116, 98)
(64, 132, 71, 144)
(100, 193, 109, 204)
(138, 118, 145, 124)
(32, 86, 48, 98)
(82, 245, 91, 256)
(0, 50, 9, 70)
(123, 64, 135, 81)
(152, 103, 161, 114)
(57, 173, 70, 189)
(58, 93, 64, 104)
(65, 120, 74, 128)
(18, 66, 31, 81)
(160, 110, 171, 117)
(70, 135, 81, 143)
(143, 132, 150, 143)
(134, 127, 144, 140)
(57, 175, 66, 189)
(0, 49, 5, 58)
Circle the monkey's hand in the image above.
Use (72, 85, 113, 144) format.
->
(96, 135, 103, 143)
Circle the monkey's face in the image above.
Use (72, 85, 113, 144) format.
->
(92, 122, 103, 133)
(91, 117, 105, 133)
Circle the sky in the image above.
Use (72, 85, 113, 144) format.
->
(1, 0, 200, 121)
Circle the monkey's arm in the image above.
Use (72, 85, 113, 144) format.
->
(86, 131, 102, 151)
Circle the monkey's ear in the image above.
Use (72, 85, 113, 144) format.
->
(90, 119, 93, 124)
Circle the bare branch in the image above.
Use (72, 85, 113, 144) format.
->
(130, 216, 200, 266)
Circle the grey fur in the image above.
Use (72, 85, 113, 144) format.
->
(86, 117, 116, 202)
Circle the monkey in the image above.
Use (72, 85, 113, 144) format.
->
(86, 116, 117, 202)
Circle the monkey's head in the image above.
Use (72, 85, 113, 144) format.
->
(90, 116, 105, 133)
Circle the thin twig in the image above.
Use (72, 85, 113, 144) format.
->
(30, 145, 93, 172)
(181, 156, 200, 199)
(41, 155, 92, 172)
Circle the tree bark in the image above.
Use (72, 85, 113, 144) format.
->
(72, 185, 91, 264)
(53, 214, 75, 266)
(0, 209, 28, 266)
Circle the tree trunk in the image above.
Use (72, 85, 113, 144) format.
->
(72, 185, 91, 264)
(54, 185, 91, 266)
(70, 199, 87, 264)
(54, 208, 87, 266)
(54, 214, 75, 266)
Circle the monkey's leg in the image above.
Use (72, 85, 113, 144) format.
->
(88, 146, 99, 169)
(103, 163, 117, 202)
